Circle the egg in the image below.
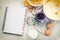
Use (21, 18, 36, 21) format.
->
(45, 29, 51, 36)
(46, 22, 53, 29)
(46, 0, 52, 3)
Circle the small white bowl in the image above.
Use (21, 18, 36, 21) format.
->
(28, 28, 38, 39)
(27, 0, 43, 6)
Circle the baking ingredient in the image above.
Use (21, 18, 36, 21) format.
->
(53, 0, 60, 7)
(46, 0, 60, 7)
(35, 13, 45, 22)
(45, 22, 53, 36)
(55, 12, 58, 15)
(28, 8, 33, 12)
(29, 0, 42, 5)
(45, 29, 51, 36)
(28, 28, 38, 39)
(46, 0, 52, 3)
(23, 0, 34, 8)
(46, 22, 53, 29)
(23, 0, 34, 12)
(23, 0, 29, 7)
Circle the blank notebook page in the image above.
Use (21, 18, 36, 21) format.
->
(3, 5, 26, 35)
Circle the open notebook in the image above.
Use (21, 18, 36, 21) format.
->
(2, 5, 27, 35)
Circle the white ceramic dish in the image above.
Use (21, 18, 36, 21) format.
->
(43, 1, 60, 20)
(28, 28, 38, 39)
